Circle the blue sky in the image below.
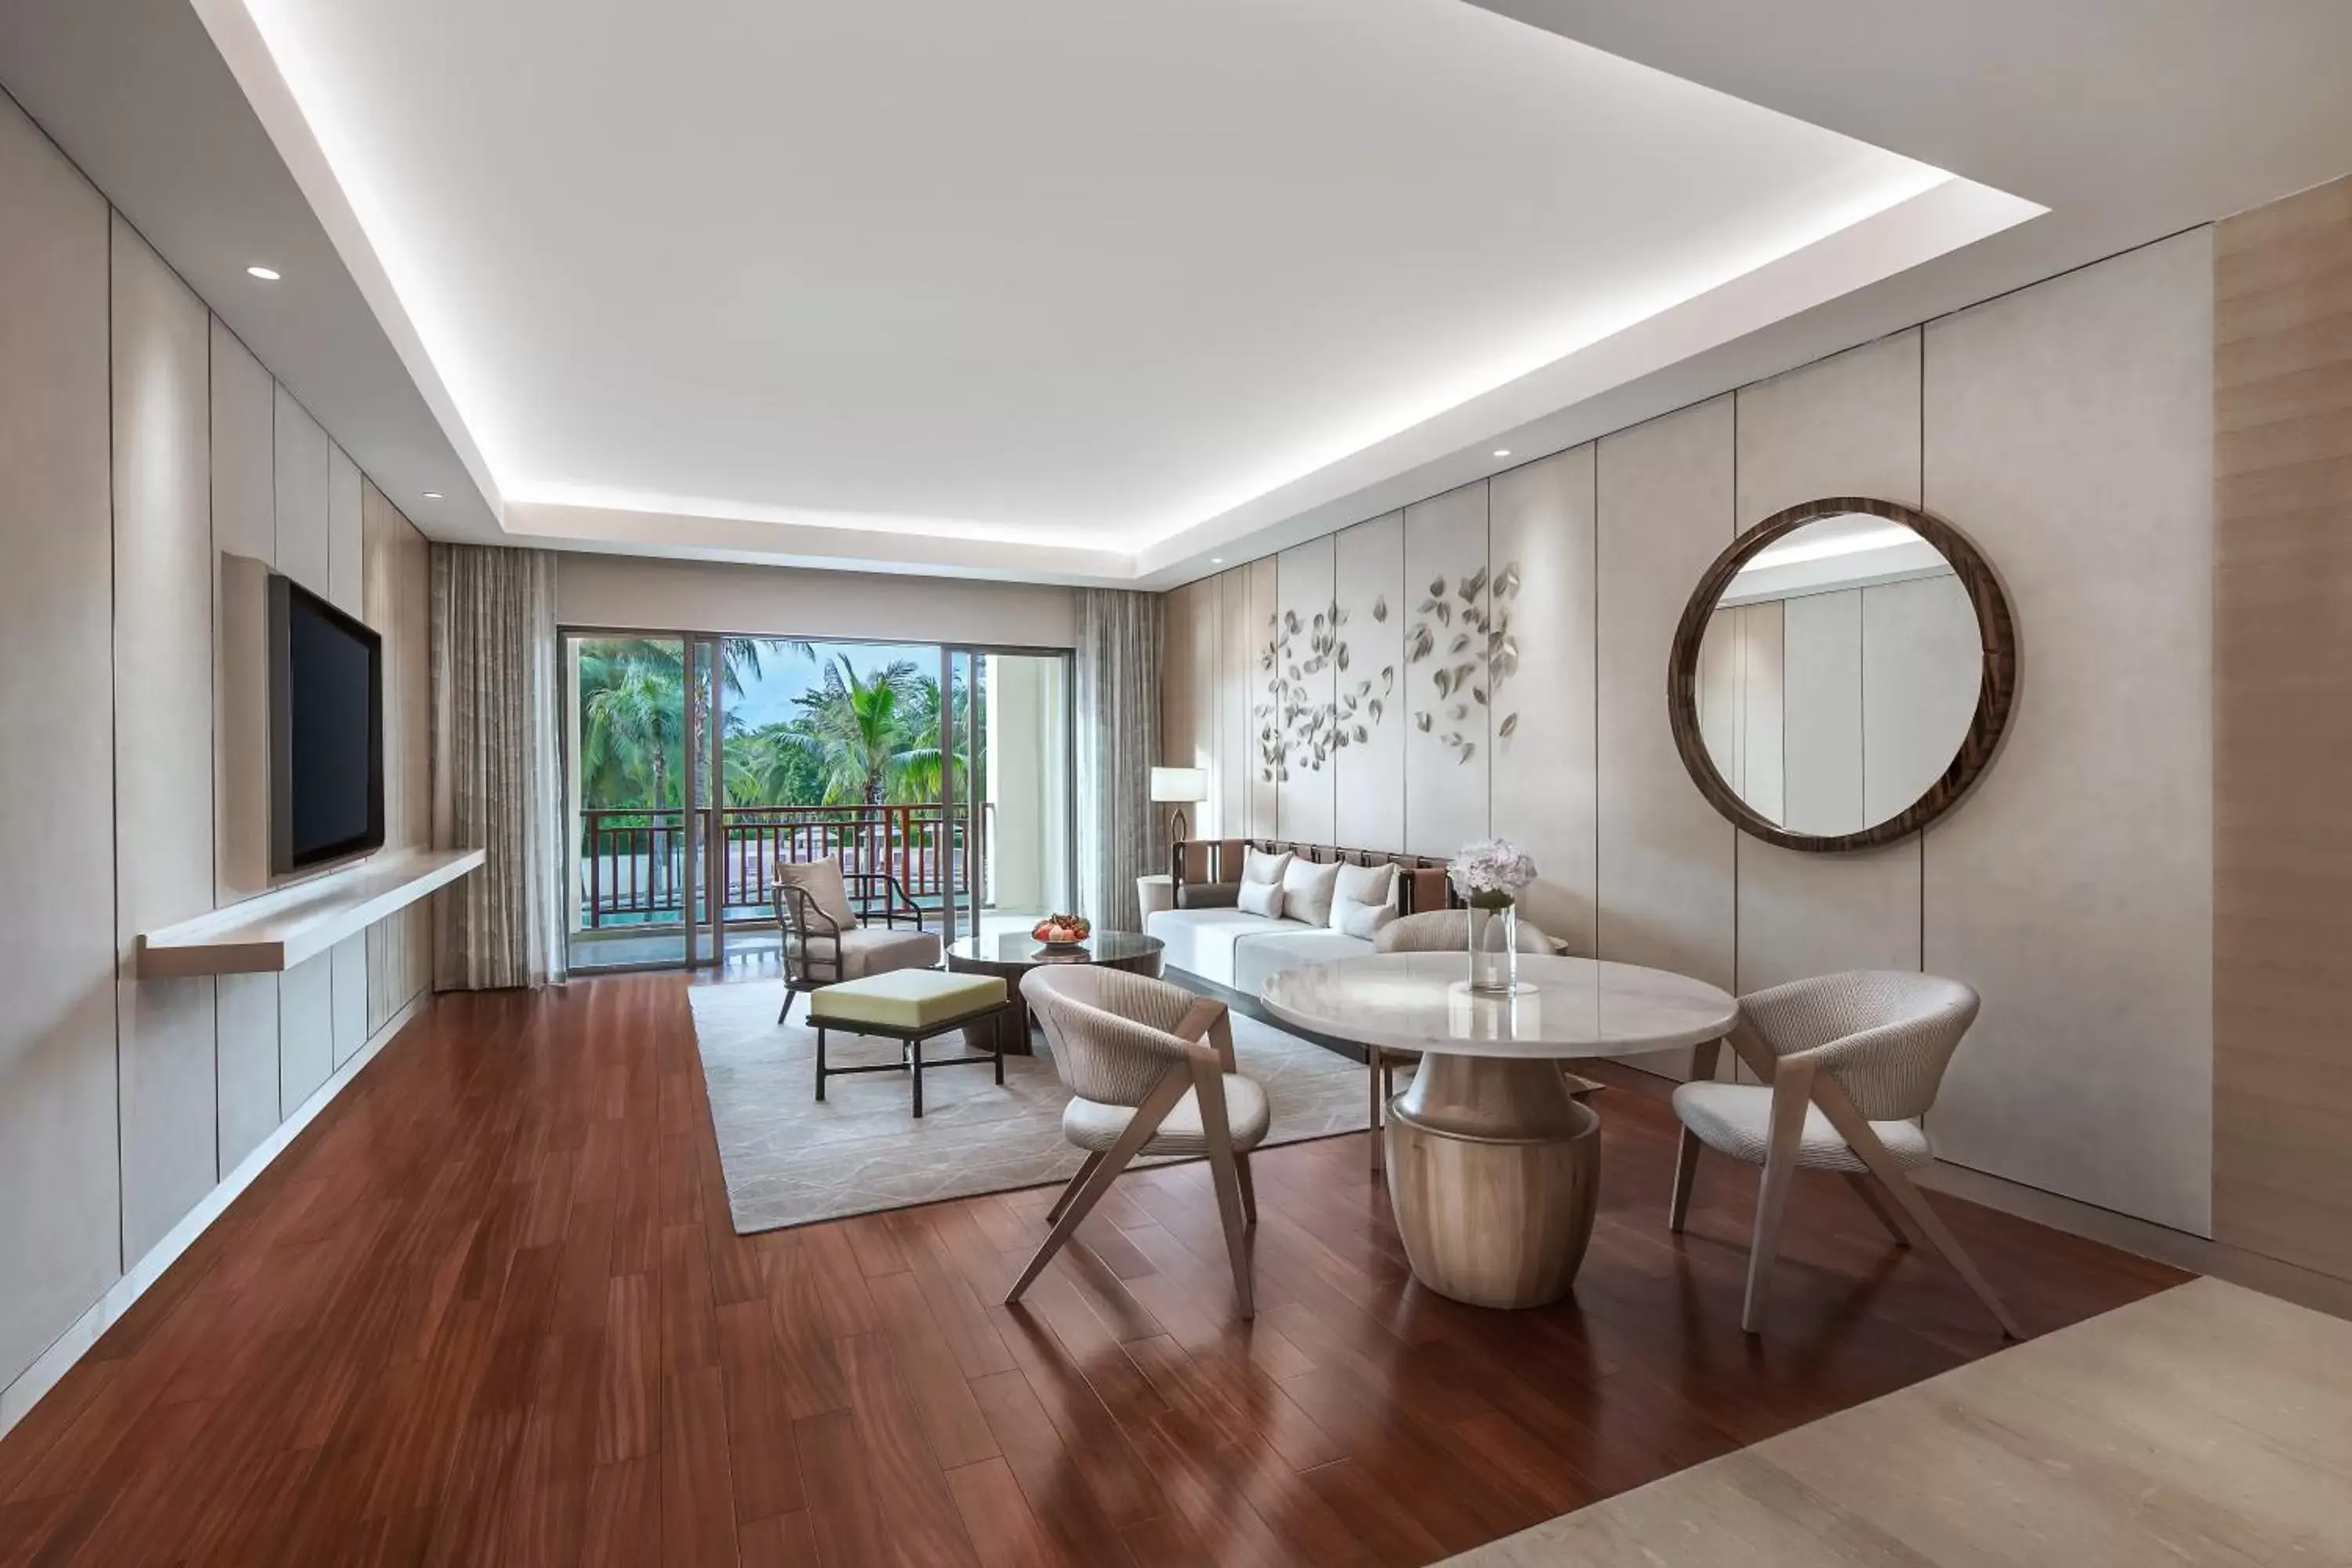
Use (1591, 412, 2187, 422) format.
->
(727, 639, 939, 729)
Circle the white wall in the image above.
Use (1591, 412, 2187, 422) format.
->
(0, 93, 435, 1414)
(1159, 233, 2216, 1232)
(557, 552, 1077, 648)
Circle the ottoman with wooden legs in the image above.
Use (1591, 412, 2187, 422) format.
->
(805, 969, 1011, 1118)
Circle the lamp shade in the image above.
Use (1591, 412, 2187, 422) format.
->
(1149, 766, 1209, 804)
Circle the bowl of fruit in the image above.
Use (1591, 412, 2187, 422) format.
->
(1031, 913, 1092, 949)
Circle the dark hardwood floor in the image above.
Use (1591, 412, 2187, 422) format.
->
(0, 970, 2185, 1566)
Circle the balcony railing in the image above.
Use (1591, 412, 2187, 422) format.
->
(578, 804, 982, 929)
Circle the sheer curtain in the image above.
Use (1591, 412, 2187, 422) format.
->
(1074, 588, 1163, 932)
(430, 543, 567, 989)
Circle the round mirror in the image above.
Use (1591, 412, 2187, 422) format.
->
(1668, 498, 2015, 851)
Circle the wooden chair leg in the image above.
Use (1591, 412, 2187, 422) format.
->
(1844, 1172, 1915, 1249)
(1235, 1152, 1257, 1225)
(1193, 1062, 1255, 1318)
(1811, 1080, 2023, 1339)
(1741, 1061, 1814, 1334)
(1047, 1152, 1105, 1223)
(1668, 1127, 1704, 1233)
(1005, 1067, 1188, 1305)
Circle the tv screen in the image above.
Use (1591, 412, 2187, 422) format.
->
(269, 574, 385, 873)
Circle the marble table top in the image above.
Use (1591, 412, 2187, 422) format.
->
(1260, 953, 1737, 1059)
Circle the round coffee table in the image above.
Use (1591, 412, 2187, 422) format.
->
(1261, 953, 1735, 1308)
(945, 930, 1165, 1055)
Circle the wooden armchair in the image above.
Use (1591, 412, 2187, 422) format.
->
(771, 858, 941, 1023)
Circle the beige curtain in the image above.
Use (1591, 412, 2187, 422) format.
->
(1075, 588, 1163, 932)
(431, 543, 566, 989)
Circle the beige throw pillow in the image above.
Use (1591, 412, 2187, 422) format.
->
(1237, 877, 1286, 918)
(776, 858, 859, 931)
(1241, 846, 1293, 888)
(1281, 858, 1341, 927)
(1329, 861, 1399, 937)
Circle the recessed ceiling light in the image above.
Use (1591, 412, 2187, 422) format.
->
(1210, 557, 1224, 564)
(245, 265, 281, 281)
(1493, 448, 1512, 458)
(422, 491, 443, 500)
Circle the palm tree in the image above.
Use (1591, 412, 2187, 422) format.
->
(792, 655, 925, 805)
(583, 657, 684, 811)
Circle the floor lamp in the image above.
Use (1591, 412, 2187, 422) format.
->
(1149, 767, 1209, 851)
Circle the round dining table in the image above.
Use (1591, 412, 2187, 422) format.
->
(1261, 952, 1737, 1309)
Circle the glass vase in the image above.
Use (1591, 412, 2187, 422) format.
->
(1467, 897, 1518, 995)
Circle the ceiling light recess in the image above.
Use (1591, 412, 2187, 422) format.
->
(245, 265, 281, 281)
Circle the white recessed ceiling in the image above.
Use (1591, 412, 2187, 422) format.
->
(212, 0, 2031, 573)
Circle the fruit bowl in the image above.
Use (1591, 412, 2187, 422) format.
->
(1031, 913, 1092, 948)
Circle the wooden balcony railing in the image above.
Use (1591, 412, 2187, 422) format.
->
(577, 804, 982, 928)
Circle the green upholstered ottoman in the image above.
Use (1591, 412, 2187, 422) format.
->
(805, 970, 1010, 1116)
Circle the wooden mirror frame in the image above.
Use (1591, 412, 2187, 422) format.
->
(1667, 496, 2017, 853)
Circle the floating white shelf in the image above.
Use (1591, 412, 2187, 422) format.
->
(136, 848, 485, 978)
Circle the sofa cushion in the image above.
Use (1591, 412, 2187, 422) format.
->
(1334, 899, 1396, 940)
(1146, 907, 1290, 987)
(1232, 927, 1375, 999)
(777, 858, 859, 930)
(1281, 858, 1341, 927)
(1330, 861, 1399, 934)
(1241, 846, 1292, 890)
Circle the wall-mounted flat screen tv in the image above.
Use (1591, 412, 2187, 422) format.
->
(269, 573, 385, 873)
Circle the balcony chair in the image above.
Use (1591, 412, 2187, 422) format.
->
(772, 855, 939, 1023)
(1007, 966, 1267, 1317)
(1363, 909, 1566, 1174)
(1669, 970, 2021, 1338)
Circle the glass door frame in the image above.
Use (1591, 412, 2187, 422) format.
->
(937, 642, 1078, 947)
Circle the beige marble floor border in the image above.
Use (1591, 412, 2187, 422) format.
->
(1442, 1277, 2352, 1566)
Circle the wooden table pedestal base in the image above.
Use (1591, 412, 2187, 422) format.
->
(1383, 1054, 1600, 1309)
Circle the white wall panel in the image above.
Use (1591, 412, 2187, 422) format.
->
(279, 951, 333, 1117)
(1737, 601, 1785, 827)
(1333, 513, 1406, 854)
(1490, 450, 1597, 953)
(1273, 536, 1337, 844)
(111, 216, 220, 1261)
(331, 935, 368, 1069)
(1734, 331, 1925, 993)
(1780, 589, 1863, 837)
(1595, 399, 1735, 1010)
(0, 97, 121, 1390)
(216, 974, 281, 1171)
(1862, 574, 1980, 824)
(272, 386, 332, 596)
(1922, 230, 2215, 1234)
(1244, 557, 1280, 838)
(1401, 482, 1491, 857)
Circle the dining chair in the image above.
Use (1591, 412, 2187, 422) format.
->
(1669, 970, 2021, 1338)
(1364, 909, 1563, 1174)
(1006, 966, 1268, 1316)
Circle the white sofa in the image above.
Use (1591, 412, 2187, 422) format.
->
(1146, 905, 1375, 994)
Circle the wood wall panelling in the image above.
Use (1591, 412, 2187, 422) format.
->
(1334, 512, 1406, 855)
(1244, 557, 1280, 837)
(1922, 230, 2215, 1235)
(1489, 449, 1597, 954)
(111, 214, 221, 1261)
(326, 441, 363, 614)
(1274, 536, 1338, 844)
(1189, 574, 1219, 836)
(1732, 331, 1925, 992)
(1401, 481, 1493, 858)
(2214, 172, 2352, 1279)
(1595, 399, 1735, 1019)
(1217, 568, 1250, 841)
(0, 100, 122, 1388)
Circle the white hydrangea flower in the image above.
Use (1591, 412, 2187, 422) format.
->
(1450, 837, 1537, 904)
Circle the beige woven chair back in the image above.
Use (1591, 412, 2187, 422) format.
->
(1022, 966, 1207, 1108)
(1374, 908, 1557, 955)
(1737, 970, 1979, 1121)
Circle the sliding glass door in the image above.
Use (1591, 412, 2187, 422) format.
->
(564, 630, 1073, 974)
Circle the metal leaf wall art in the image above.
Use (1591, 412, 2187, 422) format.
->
(1404, 559, 1522, 764)
(1253, 588, 1399, 781)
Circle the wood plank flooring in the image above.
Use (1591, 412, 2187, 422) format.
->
(0, 972, 2185, 1566)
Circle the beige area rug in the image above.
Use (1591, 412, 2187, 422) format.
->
(1439, 1277, 2352, 1566)
(689, 977, 1371, 1234)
